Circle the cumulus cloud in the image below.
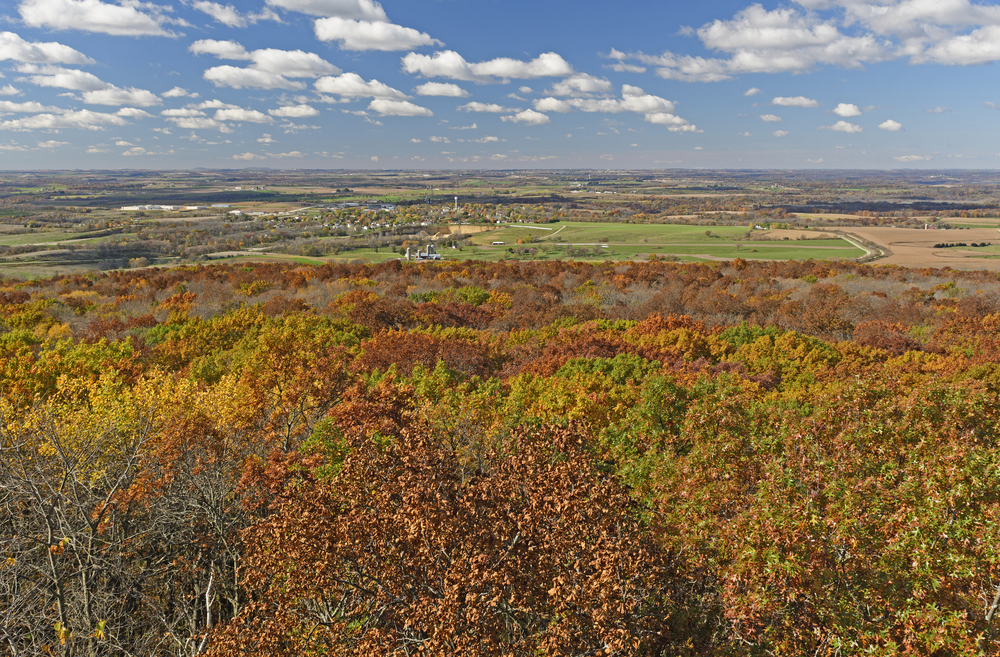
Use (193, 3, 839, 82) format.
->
(314, 17, 441, 51)
(269, 104, 319, 118)
(315, 72, 407, 99)
(547, 73, 612, 96)
(264, 0, 388, 21)
(527, 85, 697, 132)
(83, 87, 160, 106)
(744, 87, 761, 96)
(645, 112, 700, 132)
(0, 108, 132, 131)
(773, 130, 789, 137)
(233, 151, 264, 160)
(250, 49, 340, 77)
(16, 64, 160, 106)
(191, 2, 280, 27)
(926, 106, 950, 113)
(367, 98, 432, 116)
(895, 154, 931, 162)
(879, 119, 904, 131)
(609, 0, 1000, 80)
(501, 109, 550, 125)
(162, 86, 198, 98)
(0, 31, 92, 64)
(457, 101, 512, 113)
(402, 50, 574, 83)
(832, 102, 862, 117)
(17, 63, 108, 90)
(116, 107, 152, 118)
(214, 108, 273, 123)
(19, 0, 182, 36)
(190, 39, 251, 60)
(0, 85, 21, 96)
(773, 96, 818, 107)
(195, 41, 339, 90)
(204, 65, 304, 90)
(760, 114, 782, 122)
(414, 82, 468, 97)
(0, 100, 60, 112)
(821, 120, 863, 133)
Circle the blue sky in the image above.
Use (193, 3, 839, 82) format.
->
(1, 0, 1000, 169)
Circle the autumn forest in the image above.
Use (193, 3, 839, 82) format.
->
(4, 255, 1000, 655)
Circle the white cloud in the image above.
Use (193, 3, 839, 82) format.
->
(314, 17, 440, 51)
(533, 97, 571, 113)
(195, 43, 338, 89)
(926, 106, 950, 113)
(0, 31, 92, 64)
(249, 49, 339, 77)
(315, 72, 406, 99)
(189, 99, 239, 110)
(760, 114, 782, 122)
(264, 0, 388, 21)
(773, 96, 819, 107)
(167, 116, 230, 131)
(122, 146, 147, 156)
(821, 120, 863, 133)
(116, 107, 152, 118)
(534, 84, 676, 116)
(19, 0, 180, 36)
(895, 154, 931, 162)
(16, 64, 160, 106)
(191, 2, 281, 27)
(457, 101, 512, 113)
(233, 151, 264, 160)
(501, 109, 550, 125)
(85, 146, 107, 153)
(265, 150, 304, 158)
(0, 108, 130, 131)
(832, 102, 862, 117)
(214, 108, 273, 123)
(414, 82, 468, 97)
(257, 133, 276, 143)
(986, 101, 1000, 109)
(36, 139, 67, 148)
(204, 65, 306, 90)
(368, 98, 432, 116)
(548, 73, 612, 96)
(744, 87, 761, 96)
(190, 39, 251, 60)
(645, 112, 700, 132)
(17, 64, 107, 91)
(0, 85, 21, 96)
(402, 50, 574, 83)
(83, 86, 160, 106)
(162, 86, 197, 98)
(773, 129, 789, 137)
(429, 135, 449, 143)
(879, 119, 904, 131)
(0, 100, 60, 112)
(269, 104, 319, 118)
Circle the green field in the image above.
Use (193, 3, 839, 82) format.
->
(0, 230, 117, 247)
(315, 222, 863, 264)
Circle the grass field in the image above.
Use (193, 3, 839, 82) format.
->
(0, 230, 117, 247)
(317, 222, 864, 264)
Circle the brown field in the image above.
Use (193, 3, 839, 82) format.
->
(845, 226, 1000, 269)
